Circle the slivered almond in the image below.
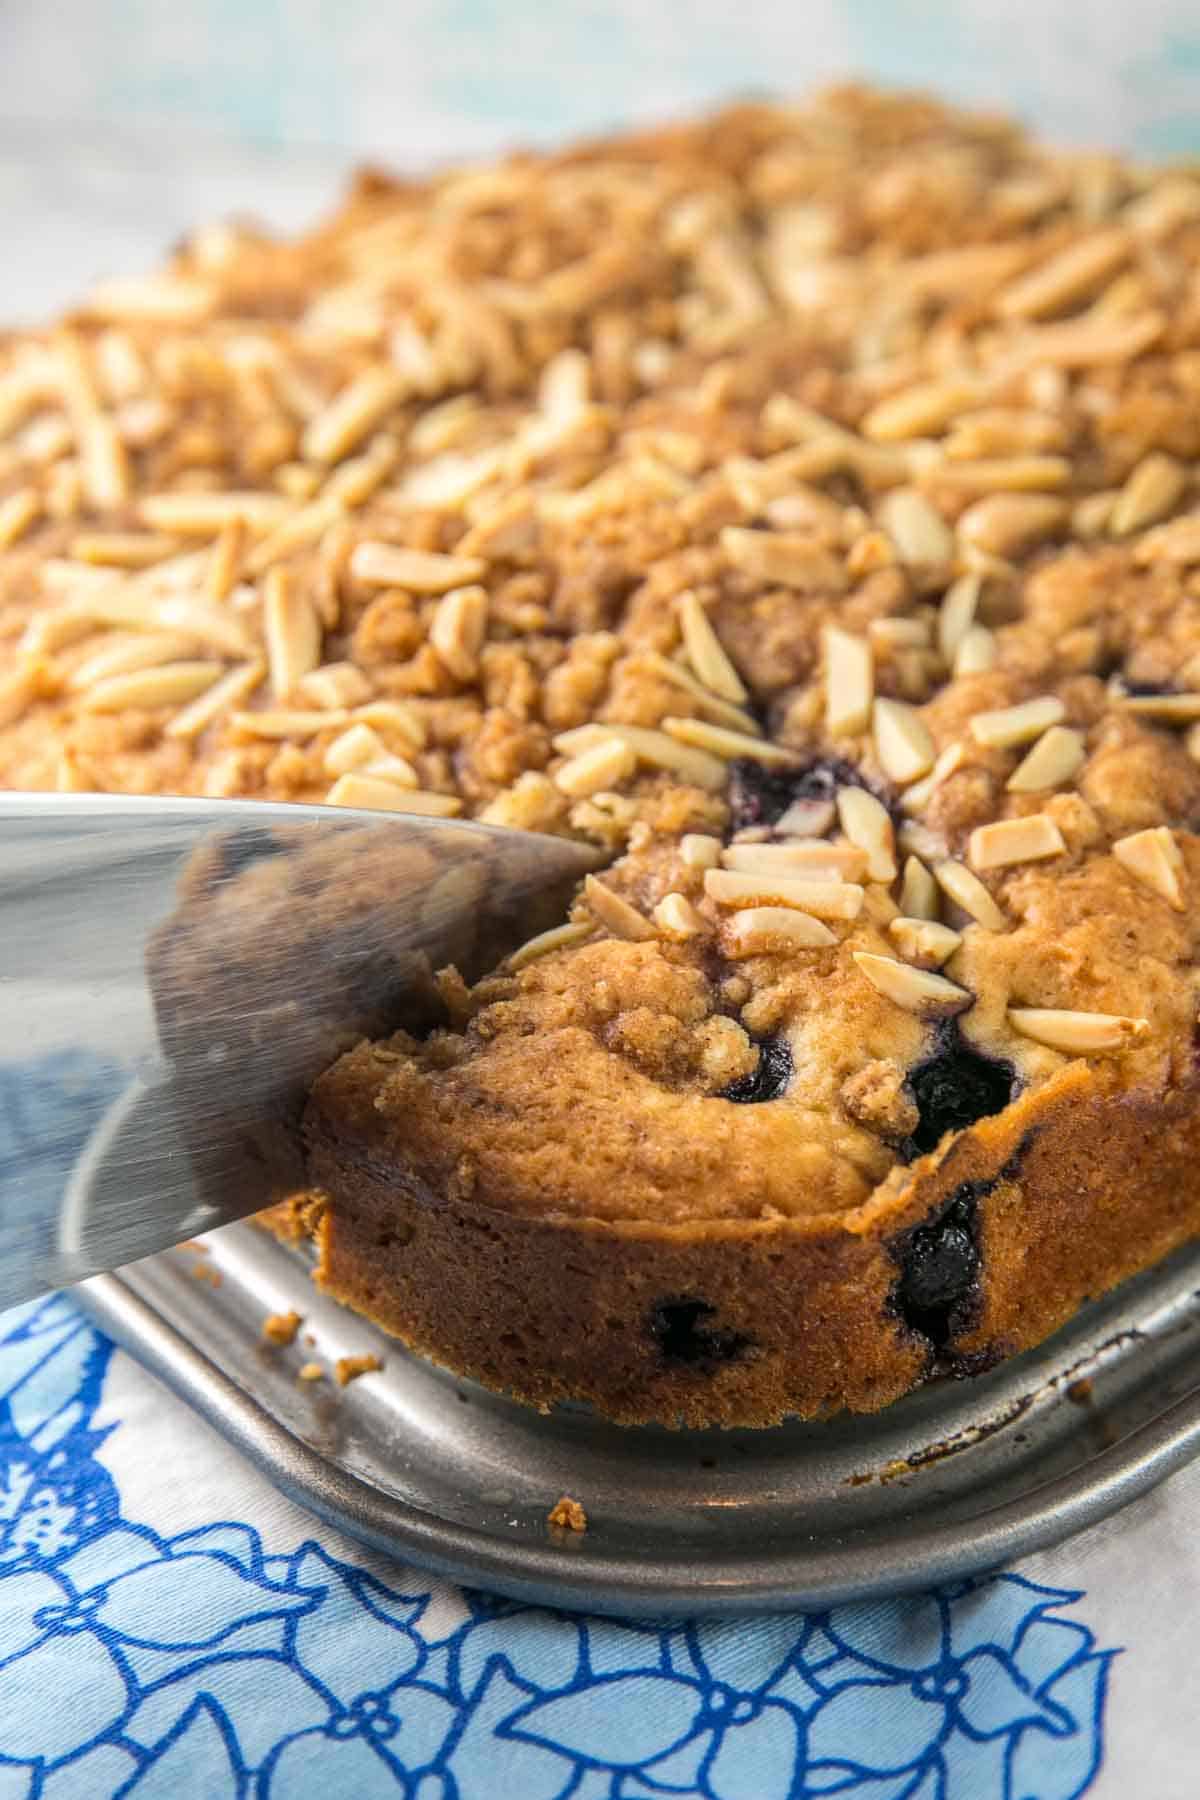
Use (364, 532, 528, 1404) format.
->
(953, 625, 997, 676)
(677, 589, 747, 701)
(968, 813, 1066, 870)
(0, 670, 37, 728)
(970, 696, 1065, 749)
(956, 493, 1068, 558)
(430, 584, 488, 682)
(325, 776, 461, 816)
(80, 660, 220, 713)
(78, 415, 130, 510)
(549, 726, 726, 790)
(263, 568, 321, 699)
(507, 921, 594, 969)
(355, 699, 426, 750)
(1113, 826, 1185, 908)
(69, 631, 202, 690)
(877, 488, 953, 568)
(900, 855, 939, 920)
(360, 754, 421, 787)
(774, 797, 836, 837)
(325, 433, 400, 507)
(662, 716, 791, 764)
(205, 518, 246, 603)
(244, 495, 346, 576)
(653, 892, 709, 939)
(1008, 1008, 1148, 1054)
(231, 709, 349, 739)
(165, 661, 263, 740)
(704, 868, 863, 919)
(1117, 692, 1200, 724)
(823, 625, 874, 736)
(1131, 515, 1200, 566)
(555, 739, 637, 797)
(84, 274, 215, 322)
(584, 875, 656, 941)
(640, 652, 762, 734)
(679, 833, 723, 872)
(873, 698, 935, 783)
(861, 379, 978, 442)
(139, 491, 289, 535)
(1110, 452, 1186, 537)
(348, 541, 486, 592)
(934, 858, 1008, 930)
(852, 952, 971, 1016)
(324, 722, 385, 776)
(934, 454, 1071, 494)
(835, 787, 896, 881)
(0, 488, 41, 549)
(720, 526, 847, 592)
(722, 841, 869, 880)
(996, 226, 1131, 320)
(720, 906, 836, 956)
(869, 616, 931, 649)
(298, 662, 373, 709)
(302, 367, 406, 464)
(888, 916, 962, 968)
(1007, 725, 1086, 792)
(68, 532, 178, 568)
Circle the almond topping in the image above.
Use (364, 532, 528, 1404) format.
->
(355, 700, 426, 750)
(970, 695, 1065, 749)
(861, 379, 979, 442)
(298, 662, 373, 710)
(835, 786, 896, 881)
(888, 917, 963, 968)
(301, 367, 406, 464)
(324, 722, 386, 776)
(1117, 692, 1200, 724)
(231, 709, 351, 739)
(0, 487, 40, 550)
(139, 492, 288, 535)
(873, 697, 935, 784)
(1006, 725, 1086, 792)
(69, 631, 204, 690)
(348, 542, 486, 592)
(553, 723, 726, 790)
(244, 495, 346, 576)
(956, 493, 1068, 559)
(80, 660, 220, 714)
(68, 532, 178, 569)
(720, 526, 848, 592)
(1008, 1008, 1149, 1054)
(852, 952, 972, 1017)
(554, 738, 637, 797)
(1112, 826, 1185, 909)
(720, 906, 837, 956)
(721, 841, 869, 880)
(774, 797, 836, 837)
(899, 856, 939, 921)
(263, 568, 321, 699)
(507, 922, 594, 970)
(968, 813, 1066, 870)
(680, 833, 723, 869)
(877, 488, 953, 569)
(430, 584, 489, 681)
(653, 892, 709, 939)
(938, 573, 981, 660)
(325, 776, 461, 816)
(676, 590, 747, 701)
(165, 662, 264, 740)
(640, 652, 762, 735)
(704, 868, 863, 919)
(953, 625, 997, 676)
(584, 875, 656, 941)
(934, 858, 1008, 930)
(996, 226, 1131, 320)
(822, 625, 874, 736)
(1109, 452, 1186, 538)
(662, 715, 792, 765)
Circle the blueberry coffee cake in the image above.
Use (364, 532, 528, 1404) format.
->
(6, 87, 1200, 1426)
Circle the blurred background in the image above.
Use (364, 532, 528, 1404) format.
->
(1, 0, 1198, 320)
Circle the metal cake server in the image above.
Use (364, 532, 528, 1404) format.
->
(0, 792, 599, 1310)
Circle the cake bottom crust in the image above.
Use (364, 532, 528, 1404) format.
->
(303, 1058, 1200, 1428)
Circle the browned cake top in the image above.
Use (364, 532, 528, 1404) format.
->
(6, 85, 1200, 1225)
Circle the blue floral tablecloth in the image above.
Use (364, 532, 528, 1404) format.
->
(1, 1056, 1195, 1799)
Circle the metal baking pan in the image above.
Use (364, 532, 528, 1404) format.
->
(73, 1087, 1200, 1617)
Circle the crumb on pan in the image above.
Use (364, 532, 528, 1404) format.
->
(547, 1495, 588, 1533)
(261, 1309, 303, 1346)
(297, 1361, 325, 1382)
(334, 1352, 383, 1386)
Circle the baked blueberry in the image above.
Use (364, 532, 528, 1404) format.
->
(649, 1298, 751, 1366)
(904, 1026, 1015, 1158)
(895, 1182, 981, 1345)
(726, 756, 871, 834)
(721, 1036, 792, 1103)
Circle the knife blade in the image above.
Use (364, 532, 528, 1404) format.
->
(0, 792, 599, 1309)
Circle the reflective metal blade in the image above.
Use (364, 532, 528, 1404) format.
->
(0, 792, 599, 1307)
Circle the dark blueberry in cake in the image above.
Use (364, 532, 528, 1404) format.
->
(727, 755, 870, 833)
(649, 1298, 752, 1367)
(721, 1036, 792, 1103)
(216, 827, 288, 882)
(895, 1183, 981, 1346)
(904, 1026, 1015, 1158)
